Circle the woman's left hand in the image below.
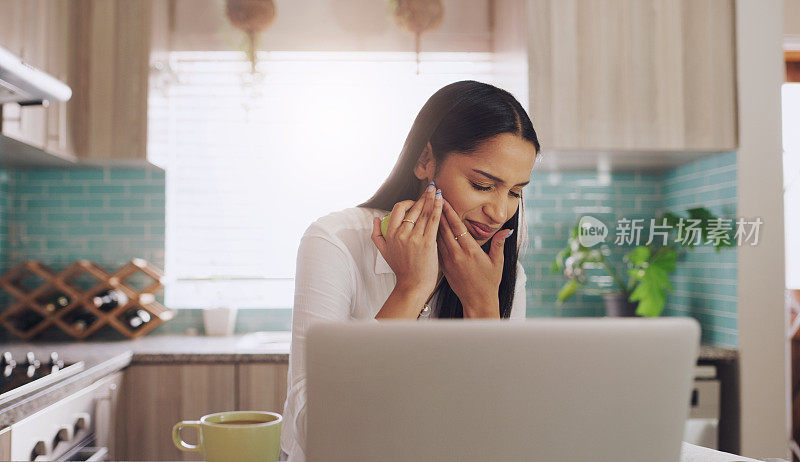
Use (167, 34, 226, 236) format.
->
(437, 198, 514, 318)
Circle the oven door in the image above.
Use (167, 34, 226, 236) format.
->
(9, 372, 122, 461)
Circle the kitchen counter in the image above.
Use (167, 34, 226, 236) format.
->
(697, 344, 738, 361)
(0, 333, 735, 431)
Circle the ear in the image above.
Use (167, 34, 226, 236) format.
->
(413, 142, 436, 181)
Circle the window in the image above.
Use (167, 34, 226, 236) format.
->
(148, 51, 496, 308)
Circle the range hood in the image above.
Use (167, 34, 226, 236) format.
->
(0, 45, 71, 105)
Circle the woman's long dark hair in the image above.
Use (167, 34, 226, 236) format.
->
(358, 80, 540, 318)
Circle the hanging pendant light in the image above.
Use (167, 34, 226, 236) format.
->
(225, 0, 277, 73)
(389, 0, 444, 75)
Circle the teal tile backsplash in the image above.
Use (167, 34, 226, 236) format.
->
(151, 306, 293, 336)
(660, 152, 738, 347)
(522, 152, 738, 347)
(3, 168, 165, 269)
(0, 153, 738, 347)
(522, 171, 662, 318)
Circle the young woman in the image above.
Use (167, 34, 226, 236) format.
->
(279, 80, 540, 461)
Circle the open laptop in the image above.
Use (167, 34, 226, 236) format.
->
(306, 318, 699, 462)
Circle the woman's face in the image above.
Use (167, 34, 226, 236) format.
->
(419, 133, 537, 244)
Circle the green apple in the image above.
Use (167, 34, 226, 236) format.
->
(380, 212, 391, 237)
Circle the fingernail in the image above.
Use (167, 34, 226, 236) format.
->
(435, 189, 442, 200)
(504, 229, 514, 238)
(426, 183, 435, 192)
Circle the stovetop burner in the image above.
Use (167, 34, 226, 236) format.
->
(0, 351, 84, 406)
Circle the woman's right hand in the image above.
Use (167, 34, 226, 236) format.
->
(371, 182, 443, 299)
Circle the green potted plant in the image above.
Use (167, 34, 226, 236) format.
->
(551, 207, 734, 317)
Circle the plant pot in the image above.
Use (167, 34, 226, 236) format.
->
(602, 293, 639, 317)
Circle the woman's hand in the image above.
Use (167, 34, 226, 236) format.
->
(436, 198, 513, 318)
(371, 183, 443, 301)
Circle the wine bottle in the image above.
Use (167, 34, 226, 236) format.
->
(68, 310, 97, 332)
(73, 319, 87, 332)
(92, 289, 128, 312)
(43, 293, 70, 313)
(124, 308, 152, 329)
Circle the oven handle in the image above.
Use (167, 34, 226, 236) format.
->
(78, 446, 109, 462)
(57, 434, 109, 462)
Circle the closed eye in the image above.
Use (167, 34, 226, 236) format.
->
(470, 182, 522, 198)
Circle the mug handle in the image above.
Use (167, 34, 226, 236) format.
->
(172, 420, 202, 453)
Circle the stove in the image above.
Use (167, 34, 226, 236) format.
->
(0, 351, 84, 407)
(1, 350, 118, 461)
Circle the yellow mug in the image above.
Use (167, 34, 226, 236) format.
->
(173, 411, 282, 462)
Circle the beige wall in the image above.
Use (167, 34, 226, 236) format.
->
(153, 0, 492, 53)
(737, 0, 790, 458)
(786, 0, 800, 38)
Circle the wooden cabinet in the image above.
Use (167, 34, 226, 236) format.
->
(0, 0, 152, 163)
(238, 363, 290, 414)
(526, 0, 737, 151)
(116, 364, 236, 461)
(43, 0, 74, 157)
(19, 0, 48, 70)
(0, 1, 26, 58)
(0, 0, 49, 151)
(69, 0, 153, 161)
(0, 0, 74, 158)
(0, 0, 47, 67)
(117, 362, 288, 461)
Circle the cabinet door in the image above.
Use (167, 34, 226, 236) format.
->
(70, 0, 152, 160)
(0, 426, 10, 462)
(0, 0, 48, 149)
(527, 0, 736, 151)
(116, 364, 236, 461)
(43, 0, 74, 157)
(18, 0, 47, 148)
(237, 363, 289, 414)
(0, 0, 25, 57)
(19, 0, 48, 69)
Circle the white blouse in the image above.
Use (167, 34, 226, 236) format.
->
(280, 206, 527, 461)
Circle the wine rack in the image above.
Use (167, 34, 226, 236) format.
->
(0, 259, 174, 340)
